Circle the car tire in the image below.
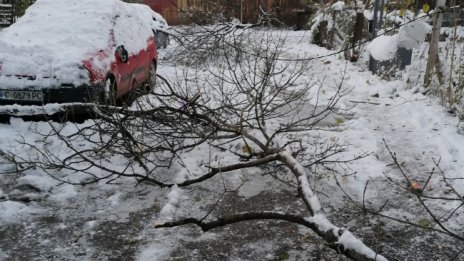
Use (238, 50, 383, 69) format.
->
(104, 78, 117, 106)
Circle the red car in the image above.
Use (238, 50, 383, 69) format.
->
(0, 0, 158, 106)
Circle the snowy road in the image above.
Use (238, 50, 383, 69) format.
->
(0, 29, 463, 260)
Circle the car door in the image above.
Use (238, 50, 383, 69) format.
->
(134, 36, 156, 85)
(113, 14, 139, 96)
(123, 23, 155, 89)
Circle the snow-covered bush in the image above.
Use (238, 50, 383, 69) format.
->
(310, 1, 357, 50)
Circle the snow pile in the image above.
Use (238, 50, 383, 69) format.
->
(364, 11, 428, 62)
(157, 186, 185, 222)
(367, 34, 398, 61)
(0, 201, 33, 223)
(397, 20, 429, 49)
(0, 0, 154, 88)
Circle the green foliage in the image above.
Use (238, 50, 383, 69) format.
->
(12, 0, 36, 18)
(311, 6, 357, 50)
(418, 218, 431, 228)
(276, 250, 289, 260)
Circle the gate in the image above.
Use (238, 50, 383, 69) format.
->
(0, 3, 13, 28)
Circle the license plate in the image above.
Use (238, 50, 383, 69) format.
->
(0, 90, 43, 102)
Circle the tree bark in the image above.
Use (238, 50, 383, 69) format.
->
(156, 211, 389, 261)
(351, 11, 365, 62)
(424, 0, 446, 88)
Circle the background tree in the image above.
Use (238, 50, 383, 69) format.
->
(424, 0, 446, 90)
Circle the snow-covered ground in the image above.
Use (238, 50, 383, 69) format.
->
(0, 29, 463, 260)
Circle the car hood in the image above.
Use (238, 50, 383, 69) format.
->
(0, 41, 70, 74)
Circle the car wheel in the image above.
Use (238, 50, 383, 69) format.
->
(145, 62, 157, 93)
(104, 78, 117, 106)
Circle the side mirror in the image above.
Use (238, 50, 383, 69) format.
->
(116, 45, 129, 63)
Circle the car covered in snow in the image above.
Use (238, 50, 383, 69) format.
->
(0, 0, 159, 106)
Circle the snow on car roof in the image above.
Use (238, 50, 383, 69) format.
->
(0, 0, 154, 86)
(131, 4, 170, 32)
(132, 4, 167, 25)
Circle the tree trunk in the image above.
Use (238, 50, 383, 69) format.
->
(424, 0, 446, 89)
(350, 11, 365, 62)
(447, 0, 458, 106)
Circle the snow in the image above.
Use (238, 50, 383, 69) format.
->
(367, 34, 398, 61)
(280, 151, 323, 215)
(137, 245, 170, 261)
(0, 0, 155, 88)
(0, 201, 35, 223)
(132, 3, 170, 33)
(305, 214, 389, 260)
(331, 1, 345, 11)
(306, 214, 336, 233)
(363, 10, 373, 20)
(338, 230, 388, 261)
(157, 185, 185, 222)
(0, 103, 78, 116)
(237, 172, 283, 198)
(49, 184, 79, 202)
(1, 27, 464, 260)
(397, 20, 429, 50)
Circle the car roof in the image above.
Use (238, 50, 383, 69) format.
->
(1, 0, 117, 54)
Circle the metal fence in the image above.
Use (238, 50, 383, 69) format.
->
(442, 6, 464, 27)
(144, 0, 313, 27)
(0, 3, 13, 28)
(0, 0, 36, 28)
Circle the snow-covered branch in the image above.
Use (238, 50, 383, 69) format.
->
(278, 151, 387, 261)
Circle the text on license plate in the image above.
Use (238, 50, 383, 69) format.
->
(0, 90, 43, 101)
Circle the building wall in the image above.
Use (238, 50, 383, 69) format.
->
(144, 0, 179, 24)
(144, 0, 312, 27)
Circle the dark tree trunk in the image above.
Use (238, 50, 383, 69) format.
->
(350, 12, 365, 62)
